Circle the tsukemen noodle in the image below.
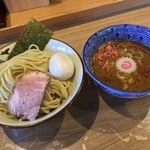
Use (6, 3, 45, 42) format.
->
(92, 40, 150, 92)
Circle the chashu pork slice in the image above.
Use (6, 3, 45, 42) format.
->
(8, 71, 50, 120)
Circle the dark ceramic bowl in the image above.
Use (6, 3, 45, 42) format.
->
(82, 24, 150, 98)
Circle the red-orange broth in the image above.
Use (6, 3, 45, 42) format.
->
(92, 40, 150, 92)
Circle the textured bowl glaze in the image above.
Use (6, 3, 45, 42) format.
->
(82, 24, 150, 98)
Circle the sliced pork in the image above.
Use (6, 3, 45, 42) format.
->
(8, 71, 50, 120)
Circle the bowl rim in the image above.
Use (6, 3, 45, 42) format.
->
(0, 38, 85, 128)
(82, 24, 150, 95)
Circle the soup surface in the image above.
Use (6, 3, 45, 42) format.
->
(92, 40, 150, 92)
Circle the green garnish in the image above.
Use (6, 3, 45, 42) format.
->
(7, 18, 53, 60)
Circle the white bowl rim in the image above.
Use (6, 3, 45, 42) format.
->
(0, 38, 84, 128)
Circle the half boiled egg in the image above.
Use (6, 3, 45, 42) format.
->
(49, 53, 74, 80)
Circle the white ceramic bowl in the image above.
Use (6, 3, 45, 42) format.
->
(0, 39, 84, 127)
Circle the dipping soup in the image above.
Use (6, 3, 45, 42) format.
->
(92, 40, 150, 92)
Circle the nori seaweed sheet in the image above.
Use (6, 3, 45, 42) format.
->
(7, 18, 53, 60)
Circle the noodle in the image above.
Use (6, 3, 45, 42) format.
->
(0, 49, 73, 119)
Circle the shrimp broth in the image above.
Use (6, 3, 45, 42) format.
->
(92, 40, 150, 91)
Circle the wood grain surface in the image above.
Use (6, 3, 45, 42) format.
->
(3, 0, 50, 13)
(1, 4, 150, 150)
(0, 0, 150, 43)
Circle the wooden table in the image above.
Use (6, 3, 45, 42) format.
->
(1, 4, 150, 150)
